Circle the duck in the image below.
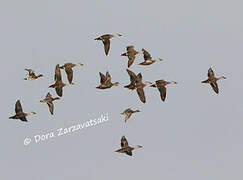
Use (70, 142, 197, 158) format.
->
(115, 136, 142, 156)
(9, 100, 36, 122)
(96, 71, 119, 89)
(201, 68, 226, 94)
(121, 46, 143, 68)
(95, 33, 122, 55)
(49, 64, 72, 97)
(40, 92, 60, 115)
(124, 69, 137, 90)
(150, 80, 177, 101)
(121, 108, 140, 122)
(60, 63, 83, 84)
(138, 48, 162, 66)
(135, 73, 152, 103)
(24, 69, 43, 80)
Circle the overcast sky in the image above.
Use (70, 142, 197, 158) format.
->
(1, 0, 243, 179)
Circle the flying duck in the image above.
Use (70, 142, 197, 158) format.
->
(95, 33, 122, 55)
(150, 80, 177, 101)
(60, 63, 83, 84)
(138, 48, 162, 66)
(124, 69, 137, 90)
(9, 100, 36, 122)
(49, 64, 72, 97)
(40, 92, 60, 115)
(96, 71, 119, 89)
(121, 46, 143, 68)
(115, 136, 142, 156)
(135, 73, 152, 103)
(201, 68, 226, 94)
(121, 108, 140, 122)
(24, 69, 43, 80)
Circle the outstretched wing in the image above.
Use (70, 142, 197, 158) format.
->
(121, 136, 129, 147)
(65, 67, 73, 84)
(103, 39, 111, 56)
(54, 64, 62, 82)
(137, 87, 146, 103)
(127, 53, 135, 68)
(208, 68, 215, 78)
(210, 82, 219, 94)
(47, 102, 54, 115)
(15, 100, 23, 114)
(25, 69, 35, 76)
(99, 72, 106, 84)
(105, 71, 111, 84)
(142, 48, 152, 60)
(126, 69, 137, 82)
(158, 86, 167, 101)
(55, 87, 63, 97)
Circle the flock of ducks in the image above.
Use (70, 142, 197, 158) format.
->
(9, 33, 226, 156)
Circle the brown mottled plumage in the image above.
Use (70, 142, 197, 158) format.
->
(135, 73, 151, 103)
(49, 64, 72, 97)
(150, 80, 177, 101)
(138, 48, 162, 66)
(95, 33, 122, 55)
(121, 46, 143, 68)
(9, 100, 36, 122)
(24, 69, 43, 80)
(115, 136, 142, 156)
(60, 63, 83, 84)
(40, 92, 60, 115)
(201, 68, 226, 94)
(96, 71, 119, 89)
(121, 108, 140, 122)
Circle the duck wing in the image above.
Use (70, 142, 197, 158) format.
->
(54, 64, 62, 82)
(126, 69, 137, 82)
(25, 69, 35, 76)
(121, 136, 129, 147)
(102, 39, 111, 55)
(142, 49, 152, 60)
(137, 87, 146, 103)
(55, 87, 63, 97)
(210, 82, 219, 94)
(47, 101, 54, 115)
(158, 86, 167, 101)
(99, 72, 106, 84)
(105, 71, 111, 84)
(127, 53, 135, 68)
(65, 67, 73, 84)
(208, 68, 215, 78)
(15, 100, 23, 114)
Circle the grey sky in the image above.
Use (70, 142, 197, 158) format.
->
(1, 0, 243, 179)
